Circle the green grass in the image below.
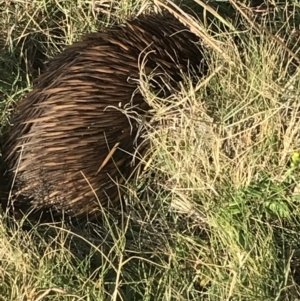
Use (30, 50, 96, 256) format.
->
(1, 0, 300, 300)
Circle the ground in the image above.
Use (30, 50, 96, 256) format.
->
(1, 0, 300, 300)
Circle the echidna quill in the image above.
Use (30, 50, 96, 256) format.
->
(0, 12, 207, 221)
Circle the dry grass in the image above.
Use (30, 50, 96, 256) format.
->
(1, 0, 300, 300)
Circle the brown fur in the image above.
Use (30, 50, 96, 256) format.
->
(0, 13, 207, 221)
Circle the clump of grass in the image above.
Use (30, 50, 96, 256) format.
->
(136, 1, 300, 299)
(1, 0, 300, 300)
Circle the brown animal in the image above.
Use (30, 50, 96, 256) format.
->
(0, 12, 207, 221)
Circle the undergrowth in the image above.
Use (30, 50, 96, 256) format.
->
(1, 0, 300, 300)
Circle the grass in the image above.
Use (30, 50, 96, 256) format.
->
(1, 0, 300, 300)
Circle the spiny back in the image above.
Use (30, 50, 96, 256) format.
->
(1, 13, 207, 221)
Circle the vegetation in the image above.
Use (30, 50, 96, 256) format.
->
(1, 0, 300, 300)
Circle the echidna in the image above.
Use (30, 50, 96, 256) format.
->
(0, 12, 207, 221)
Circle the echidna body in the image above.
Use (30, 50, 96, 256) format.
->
(1, 13, 206, 221)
